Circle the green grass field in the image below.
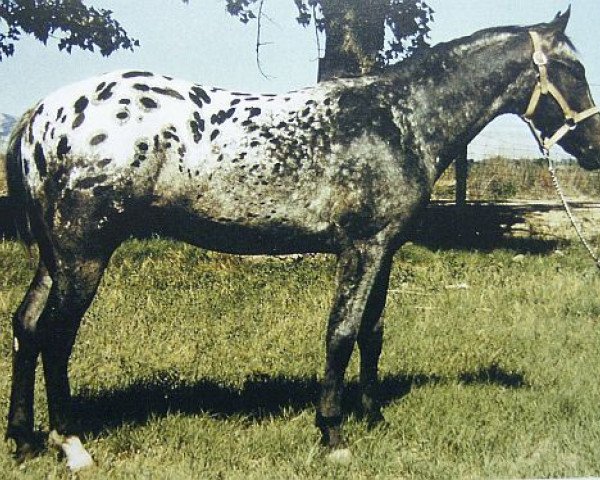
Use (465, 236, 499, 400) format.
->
(2, 233, 600, 479)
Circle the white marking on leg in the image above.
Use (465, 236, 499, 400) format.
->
(49, 430, 94, 471)
(327, 447, 352, 465)
(13, 337, 19, 352)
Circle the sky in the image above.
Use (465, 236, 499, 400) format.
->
(1, 0, 599, 159)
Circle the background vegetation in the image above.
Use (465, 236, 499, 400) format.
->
(1, 156, 600, 478)
(434, 156, 600, 201)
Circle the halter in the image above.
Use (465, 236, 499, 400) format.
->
(522, 30, 600, 154)
(522, 31, 600, 270)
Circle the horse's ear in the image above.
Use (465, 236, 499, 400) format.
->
(550, 5, 571, 33)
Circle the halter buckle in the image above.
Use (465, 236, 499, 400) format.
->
(532, 51, 548, 66)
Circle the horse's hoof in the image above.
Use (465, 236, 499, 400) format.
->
(49, 431, 94, 472)
(327, 447, 352, 465)
(9, 432, 46, 464)
(365, 411, 385, 429)
(14, 442, 43, 464)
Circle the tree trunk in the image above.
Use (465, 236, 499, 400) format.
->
(318, 0, 388, 81)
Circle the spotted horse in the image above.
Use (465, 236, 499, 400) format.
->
(5, 8, 600, 471)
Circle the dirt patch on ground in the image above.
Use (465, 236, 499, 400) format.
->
(514, 200, 600, 240)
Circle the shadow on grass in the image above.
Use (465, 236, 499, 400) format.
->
(73, 364, 526, 437)
(0, 197, 569, 255)
(411, 200, 567, 253)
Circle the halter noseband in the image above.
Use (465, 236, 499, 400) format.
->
(522, 30, 600, 154)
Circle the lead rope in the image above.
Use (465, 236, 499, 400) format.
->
(546, 152, 600, 270)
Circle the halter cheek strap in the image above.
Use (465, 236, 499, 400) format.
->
(522, 31, 600, 154)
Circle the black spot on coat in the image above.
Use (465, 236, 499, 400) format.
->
(163, 131, 180, 142)
(189, 112, 206, 143)
(210, 129, 220, 141)
(194, 112, 205, 132)
(72, 113, 85, 129)
(152, 86, 185, 100)
(133, 83, 151, 92)
(90, 134, 108, 146)
(247, 107, 262, 119)
(57, 136, 71, 160)
(140, 97, 158, 109)
(97, 82, 117, 101)
(74, 96, 89, 114)
(189, 86, 212, 108)
(190, 121, 202, 143)
(211, 108, 236, 125)
(122, 71, 154, 78)
(43, 121, 50, 141)
(34, 143, 47, 177)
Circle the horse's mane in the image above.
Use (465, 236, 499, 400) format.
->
(384, 22, 576, 82)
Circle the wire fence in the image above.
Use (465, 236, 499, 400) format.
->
(468, 84, 600, 161)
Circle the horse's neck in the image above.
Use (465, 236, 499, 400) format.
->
(393, 32, 535, 180)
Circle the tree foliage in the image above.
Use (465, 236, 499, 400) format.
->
(0, 0, 138, 61)
(224, 0, 433, 79)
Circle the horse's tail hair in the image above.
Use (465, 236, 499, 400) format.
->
(5, 108, 35, 247)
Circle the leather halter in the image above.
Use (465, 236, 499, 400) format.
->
(522, 31, 600, 154)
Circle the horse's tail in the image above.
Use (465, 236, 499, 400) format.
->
(5, 108, 35, 247)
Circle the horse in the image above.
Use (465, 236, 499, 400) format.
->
(5, 8, 600, 470)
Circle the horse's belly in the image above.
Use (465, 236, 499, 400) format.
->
(148, 172, 335, 253)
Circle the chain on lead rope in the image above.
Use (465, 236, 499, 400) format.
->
(546, 153, 600, 270)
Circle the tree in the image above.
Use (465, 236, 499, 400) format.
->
(223, 0, 433, 81)
(0, 0, 138, 61)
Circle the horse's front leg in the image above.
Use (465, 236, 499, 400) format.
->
(357, 256, 392, 427)
(316, 239, 391, 451)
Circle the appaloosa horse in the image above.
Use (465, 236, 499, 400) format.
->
(5, 8, 600, 470)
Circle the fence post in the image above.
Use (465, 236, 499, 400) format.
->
(455, 145, 468, 207)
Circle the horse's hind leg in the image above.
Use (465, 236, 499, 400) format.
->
(37, 253, 109, 471)
(7, 261, 52, 460)
(357, 257, 392, 427)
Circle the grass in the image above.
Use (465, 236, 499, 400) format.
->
(1, 234, 600, 478)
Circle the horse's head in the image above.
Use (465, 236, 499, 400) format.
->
(522, 7, 600, 170)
